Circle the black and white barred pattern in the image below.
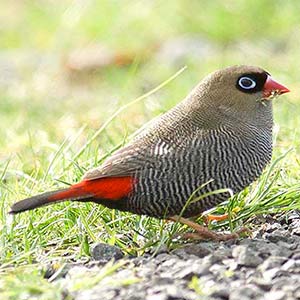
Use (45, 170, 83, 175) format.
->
(122, 122, 272, 218)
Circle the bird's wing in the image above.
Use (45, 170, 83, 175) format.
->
(83, 144, 147, 180)
(83, 127, 208, 181)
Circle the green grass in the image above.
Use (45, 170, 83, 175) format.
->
(1, 0, 300, 298)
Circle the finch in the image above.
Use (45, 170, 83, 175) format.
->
(10, 66, 290, 240)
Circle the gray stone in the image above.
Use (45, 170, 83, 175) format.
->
(229, 285, 263, 300)
(146, 294, 167, 300)
(215, 247, 233, 258)
(175, 264, 211, 280)
(209, 263, 227, 276)
(264, 230, 290, 243)
(155, 253, 175, 264)
(253, 241, 292, 258)
(263, 291, 286, 300)
(203, 254, 223, 265)
(159, 258, 210, 280)
(210, 288, 230, 299)
(293, 286, 300, 298)
(232, 245, 263, 267)
(91, 243, 124, 261)
(258, 256, 287, 272)
(280, 259, 298, 272)
(262, 268, 288, 281)
(291, 251, 300, 260)
(147, 284, 188, 300)
(292, 226, 300, 236)
(271, 277, 298, 290)
(172, 243, 214, 258)
(247, 277, 272, 291)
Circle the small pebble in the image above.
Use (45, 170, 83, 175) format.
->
(232, 245, 263, 267)
(91, 243, 124, 261)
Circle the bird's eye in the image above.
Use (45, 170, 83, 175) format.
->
(238, 77, 256, 90)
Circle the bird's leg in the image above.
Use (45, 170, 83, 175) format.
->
(169, 215, 250, 241)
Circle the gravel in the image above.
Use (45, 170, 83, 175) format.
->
(52, 211, 300, 300)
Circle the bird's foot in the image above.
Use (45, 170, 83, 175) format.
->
(203, 213, 229, 223)
(170, 215, 251, 241)
(203, 208, 241, 224)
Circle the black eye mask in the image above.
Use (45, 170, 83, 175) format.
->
(236, 72, 269, 94)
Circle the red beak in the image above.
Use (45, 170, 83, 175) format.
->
(263, 76, 290, 98)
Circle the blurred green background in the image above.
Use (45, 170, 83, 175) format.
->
(0, 0, 299, 174)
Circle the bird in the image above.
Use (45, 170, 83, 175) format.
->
(10, 65, 290, 241)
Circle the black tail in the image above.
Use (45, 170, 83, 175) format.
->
(9, 184, 93, 214)
(9, 189, 71, 214)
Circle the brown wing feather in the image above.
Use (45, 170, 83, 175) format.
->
(83, 144, 140, 180)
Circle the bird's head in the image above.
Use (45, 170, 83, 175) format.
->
(192, 65, 290, 127)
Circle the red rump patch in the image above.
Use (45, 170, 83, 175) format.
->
(80, 176, 135, 199)
(49, 176, 134, 201)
